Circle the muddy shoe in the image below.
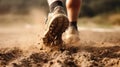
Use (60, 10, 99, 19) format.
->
(43, 6, 69, 46)
(63, 25, 80, 45)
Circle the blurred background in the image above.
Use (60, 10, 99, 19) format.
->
(0, 0, 120, 28)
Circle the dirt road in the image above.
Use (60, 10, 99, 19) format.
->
(0, 24, 120, 67)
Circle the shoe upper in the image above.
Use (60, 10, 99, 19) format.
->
(52, 6, 66, 15)
(66, 26, 79, 35)
(45, 6, 66, 23)
(44, 6, 67, 33)
(62, 26, 80, 44)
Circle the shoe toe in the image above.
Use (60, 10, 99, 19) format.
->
(63, 32, 80, 44)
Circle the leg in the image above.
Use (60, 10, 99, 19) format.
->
(66, 0, 81, 29)
(63, 0, 82, 44)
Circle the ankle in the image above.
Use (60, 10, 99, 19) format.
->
(49, 1, 64, 12)
(69, 21, 78, 30)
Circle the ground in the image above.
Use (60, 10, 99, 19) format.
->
(0, 24, 120, 67)
(0, 10, 120, 67)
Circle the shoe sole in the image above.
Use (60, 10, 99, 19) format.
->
(43, 14, 69, 46)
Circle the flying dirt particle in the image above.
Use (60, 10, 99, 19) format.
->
(37, 43, 40, 45)
(57, 60, 62, 64)
(50, 61, 53, 65)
